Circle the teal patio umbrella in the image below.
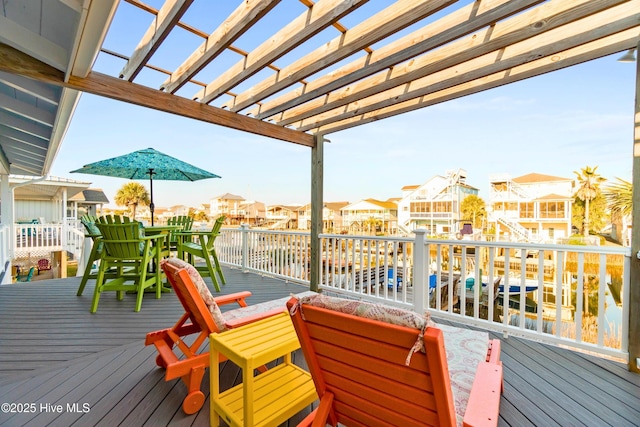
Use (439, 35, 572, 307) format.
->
(71, 148, 220, 225)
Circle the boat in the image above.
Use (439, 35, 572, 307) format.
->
(464, 275, 539, 294)
(498, 276, 539, 294)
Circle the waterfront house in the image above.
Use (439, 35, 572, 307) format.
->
(265, 204, 301, 229)
(488, 173, 574, 243)
(397, 168, 479, 236)
(157, 204, 190, 222)
(341, 198, 398, 235)
(297, 201, 349, 232)
(238, 200, 266, 226)
(209, 193, 246, 223)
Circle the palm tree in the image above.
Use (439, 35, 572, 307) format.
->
(460, 194, 486, 229)
(573, 166, 606, 237)
(114, 182, 150, 219)
(603, 177, 632, 217)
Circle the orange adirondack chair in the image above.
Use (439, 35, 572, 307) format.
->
(146, 258, 296, 414)
(287, 295, 503, 427)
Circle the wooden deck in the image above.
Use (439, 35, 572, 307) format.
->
(0, 266, 638, 426)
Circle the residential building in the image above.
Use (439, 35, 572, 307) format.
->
(297, 201, 349, 232)
(488, 172, 574, 243)
(396, 169, 479, 236)
(341, 199, 398, 235)
(210, 193, 245, 223)
(8, 175, 91, 224)
(158, 205, 189, 222)
(265, 205, 301, 229)
(68, 188, 109, 218)
(240, 200, 266, 226)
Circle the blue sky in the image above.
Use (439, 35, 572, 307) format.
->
(49, 2, 637, 209)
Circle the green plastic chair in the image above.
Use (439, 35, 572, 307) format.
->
(16, 266, 35, 282)
(90, 215, 163, 313)
(178, 216, 226, 292)
(167, 215, 194, 254)
(76, 215, 102, 296)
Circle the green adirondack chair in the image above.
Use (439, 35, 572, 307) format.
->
(77, 215, 102, 296)
(90, 215, 163, 313)
(167, 215, 194, 254)
(16, 266, 35, 282)
(178, 216, 226, 292)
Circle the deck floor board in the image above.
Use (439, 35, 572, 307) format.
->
(0, 266, 637, 426)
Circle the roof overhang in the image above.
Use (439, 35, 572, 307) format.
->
(0, 0, 118, 177)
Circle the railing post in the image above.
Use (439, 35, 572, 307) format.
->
(412, 229, 427, 315)
(240, 224, 249, 272)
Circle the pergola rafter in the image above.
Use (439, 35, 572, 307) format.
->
(294, 2, 640, 133)
(76, 0, 638, 139)
(221, 0, 458, 113)
(192, 0, 369, 104)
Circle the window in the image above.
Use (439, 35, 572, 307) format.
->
(519, 202, 534, 218)
(540, 201, 565, 218)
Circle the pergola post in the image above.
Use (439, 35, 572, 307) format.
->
(309, 134, 324, 292)
(629, 40, 640, 373)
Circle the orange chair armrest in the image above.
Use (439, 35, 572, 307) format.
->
(223, 308, 286, 329)
(213, 291, 252, 307)
(310, 392, 335, 427)
(486, 339, 501, 364)
(297, 408, 316, 427)
(463, 362, 503, 427)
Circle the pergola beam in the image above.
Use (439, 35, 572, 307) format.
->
(120, 0, 194, 81)
(284, 0, 634, 129)
(294, 4, 640, 132)
(160, 0, 281, 94)
(224, 0, 456, 113)
(193, 0, 368, 105)
(311, 28, 638, 135)
(247, 0, 544, 119)
(0, 43, 314, 147)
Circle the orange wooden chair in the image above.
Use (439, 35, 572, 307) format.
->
(287, 294, 503, 427)
(146, 258, 298, 414)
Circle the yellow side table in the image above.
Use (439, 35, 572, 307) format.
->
(209, 312, 317, 427)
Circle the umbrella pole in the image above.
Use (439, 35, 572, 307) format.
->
(149, 169, 155, 226)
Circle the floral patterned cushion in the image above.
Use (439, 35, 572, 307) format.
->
(291, 294, 489, 426)
(161, 258, 226, 331)
(222, 291, 317, 324)
(295, 294, 432, 330)
(437, 323, 489, 426)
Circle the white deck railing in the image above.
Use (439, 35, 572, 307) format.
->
(217, 225, 311, 284)
(217, 226, 631, 361)
(13, 222, 84, 261)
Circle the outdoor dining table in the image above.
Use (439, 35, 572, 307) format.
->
(143, 225, 183, 291)
(144, 225, 182, 255)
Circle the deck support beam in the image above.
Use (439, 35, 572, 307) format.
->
(309, 134, 324, 293)
(0, 43, 314, 148)
(629, 40, 640, 373)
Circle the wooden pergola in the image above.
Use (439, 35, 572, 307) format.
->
(0, 0, 638, 371)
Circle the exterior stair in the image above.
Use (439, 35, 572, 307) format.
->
(496, 215, 530, 242)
